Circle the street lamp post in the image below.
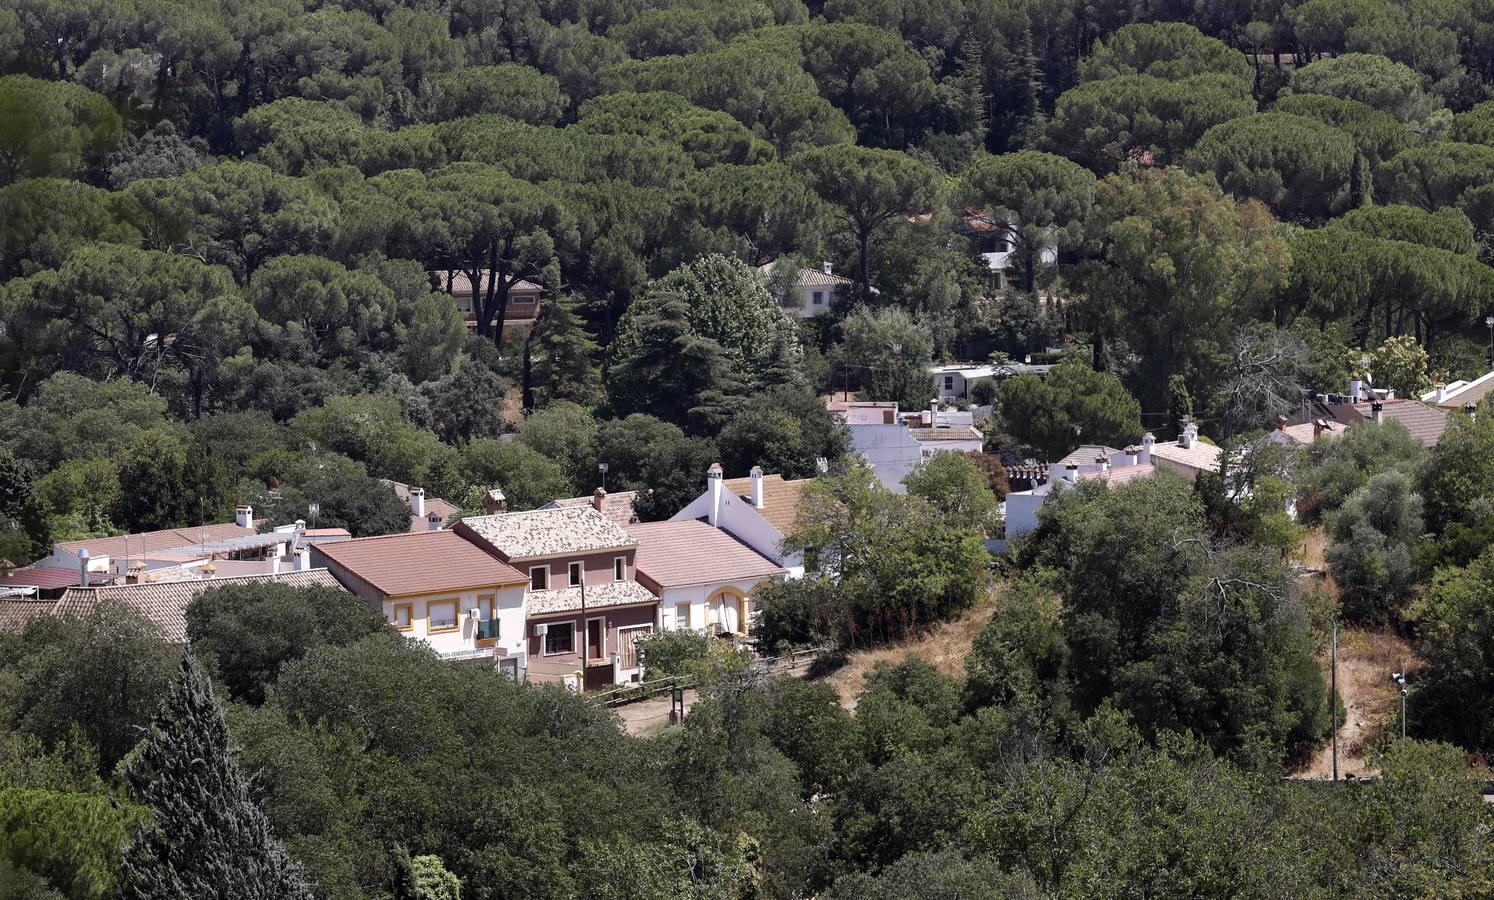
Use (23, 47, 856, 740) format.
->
(598, 462, 608, 491)
(1392, 672, 1408, 739)
(307, 503, 319, 530)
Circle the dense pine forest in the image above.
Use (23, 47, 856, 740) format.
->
(5, 0, 1494, 896)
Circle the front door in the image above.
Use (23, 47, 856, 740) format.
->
(586, 617, 605, 662)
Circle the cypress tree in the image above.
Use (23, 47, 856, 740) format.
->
(118, 654, 313, 900)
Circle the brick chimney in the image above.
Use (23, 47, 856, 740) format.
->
(408, 487, 425, 518)
(484, 488, 506, 515)
(749, 466, 765, 509)
(593, 487, 607, 513)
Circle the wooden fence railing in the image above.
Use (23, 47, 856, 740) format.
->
(588, 646, 829, 708)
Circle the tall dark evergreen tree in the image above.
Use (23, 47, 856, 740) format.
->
(526, 294, 603, 411)
(119, 654, 313, 900)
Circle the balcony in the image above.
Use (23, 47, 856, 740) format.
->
(475, 619, 500, 641)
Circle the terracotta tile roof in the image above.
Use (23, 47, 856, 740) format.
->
(721, 474, 812, 536)
(1, 566, 89, 590)
(1426, 371, 1494, 409)
(54, 523, 255, 559)
(1351, 400, 1449, 448)
(312, 530, 527, 598)
(1078, 462, 1156, 484)
(0, 598, 60, 632)
(380, 480, 461, 532)
(442, 271, 543, 296)
(1275, 421, 1341, 445)
(548, 491, 639, 527)
(907, 426, 984, 443)
(756, 260, 855, 288)
(1053, 445, 1121, 467)
(625, 520, 786, 590)
(1147, 439, 1225, 474)
(526, 580, 658, 617)
(49, 570, 346, 642)
(456, 507, 636, 561)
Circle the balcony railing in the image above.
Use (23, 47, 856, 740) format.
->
(476, 619, 500, 640)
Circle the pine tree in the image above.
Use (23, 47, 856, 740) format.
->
(0, 448, 50, 565)
(118, 654, 314, 900)
(526, 294, 603, 411)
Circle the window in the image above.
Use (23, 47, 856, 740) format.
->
(544, 622, 574, 655)
(812, 290, 824, 306)
(427, 600, 458, 633)
(391, 603, 413, 630)
(943, 375, 954, 390)
(530, 566, 548, 591)
(476, 595, 498, 642)
(568, 561, 583, 587)
(676, 603, 691, 628)
(614, 557, 626, 582)
(994, 239, 1011, 252)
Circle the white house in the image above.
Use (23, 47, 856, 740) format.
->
(963, 212, 1059, 293)
(1003, 443, 1154, 540)
(931, 362, 1052, 399)
(848, 403, 985, 493)
(626, 519, 785, 635)
(671, 465, 812, 577)
(756, 260, 857, 318)
(311, 530, 531, 672)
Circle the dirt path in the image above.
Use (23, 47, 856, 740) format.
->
(827, 604, 997, 710)
(1298, 628, 1413, 780)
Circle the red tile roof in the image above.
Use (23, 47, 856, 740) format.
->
(1351, 400, 1449, 448)
(311, 530, 527, 598)
(1, 566, 89, 590)
(48, 570, 346, 642)
(548, 491, 639, 526)
(720, 474, 812, 536)
(625, 520, 786, 591)
(0, 598, 60, 632)
(55, 523, 255, 559)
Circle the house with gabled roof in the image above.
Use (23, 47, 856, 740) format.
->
(671, 465, 813, 578)
(757, 260, 858, 318)
(626, 519, 785, 636)
(311, 530, 530, 671)
(381, 480, 461, 533)
(455, 506, 658, 689)
(544, 488, 639, 527)
(3, 570, 347, 642)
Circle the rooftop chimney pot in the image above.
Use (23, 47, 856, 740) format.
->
(408, 487, 425, 518)
(592, 487, 607, 513)
(485, 488, 506, 515)
(235, 504, 253, 528)
(750, 466, 766, 509)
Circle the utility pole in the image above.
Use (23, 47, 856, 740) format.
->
(1330, 619, 1338, 782)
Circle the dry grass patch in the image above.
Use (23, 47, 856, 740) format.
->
(826, 601, 998, 709)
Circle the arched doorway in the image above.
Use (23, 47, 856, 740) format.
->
(707, 587, 747, 635)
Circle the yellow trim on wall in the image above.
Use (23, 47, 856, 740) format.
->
(391, 603, 414, 631)
(426, 599, 459, 633)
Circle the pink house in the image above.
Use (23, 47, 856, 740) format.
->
(454, 506, 659, 690)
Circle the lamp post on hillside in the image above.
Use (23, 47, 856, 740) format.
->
(1392, 671, 1408, 739)
(598, 462, 608, 491)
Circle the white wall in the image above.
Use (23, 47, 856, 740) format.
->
(671, 486, 803, 575)
(848, 424, 921, 494)
(786, 282, 840, 318)
(385, 584, 528, 661)
(657, 576, 773, 632)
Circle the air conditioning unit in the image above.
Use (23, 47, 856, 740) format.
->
(467, 608, 480, 619)
(533, 622, 549, 637)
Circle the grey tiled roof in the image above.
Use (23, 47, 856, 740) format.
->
(457, 506, 637, 560)
(526, 580, 658, 616)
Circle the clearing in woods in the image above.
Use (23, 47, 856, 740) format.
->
(826, 603, 997, 709)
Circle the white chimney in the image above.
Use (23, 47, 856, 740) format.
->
(1178, 424, 1196, 449)
(822, 260, 833, 275)
(1371, 400, 1384, 424)
(78, 548, 89, 587)
(1122, 446, 1139, 467)
(749, 466, 765, 509)
(296, 547, 311, 571)
(592, 487, 607, 513)
(1466, 402, 1478, 422)
(929, 398, 939, 428)
(1095, 453, 1109, 473)
(1140, 433, 1155, 465)
(1062, 463, 1079, 483)
(408, 487, 425, 518)
(707, 463, 724, 527)
(1436, 384, 1449, 404)
(1349, 379, 1363, 402)
(235, 504, 253, 528)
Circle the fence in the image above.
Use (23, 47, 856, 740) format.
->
(587, 645, 829, 709)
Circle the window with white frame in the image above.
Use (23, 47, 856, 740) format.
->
(812, 290, 824, 305)
(530, 566, 548, 590)
(544, 622, 574, 654)
(568, 561, 583, 586)
(613, 557, 625, 581)
(676, 602, 691, 628)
